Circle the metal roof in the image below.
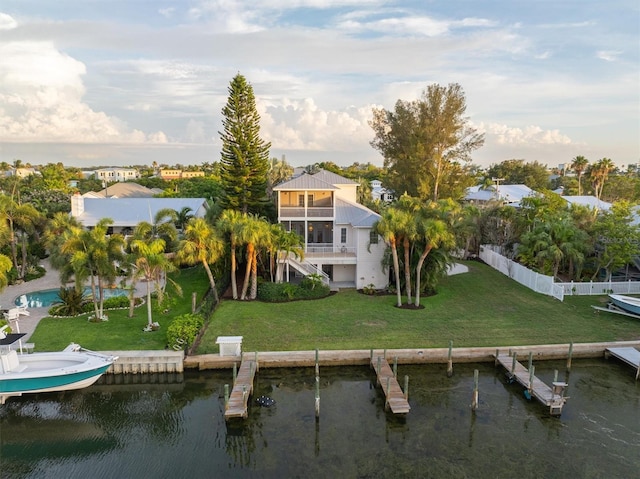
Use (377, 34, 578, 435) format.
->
(335, 198, 380, 227)
(273, 169, 358, 190)
(74, 197, 207, 227)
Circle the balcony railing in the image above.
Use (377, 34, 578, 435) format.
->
(305, 245, 356, 256)
(279, 206, 334, 218)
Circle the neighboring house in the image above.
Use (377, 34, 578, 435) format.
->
(274, 169, 388, 289)
(465, 184, 536, 206)
(70, 193, 207, 234)
(95, 168, 140, 183)
(159, 169, 204, 180)
(370, 180, 394, 203)
(85, 182, 164, 199)
(561, 195, 612, 212)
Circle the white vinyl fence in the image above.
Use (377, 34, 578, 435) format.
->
(479, 245, 640, 301)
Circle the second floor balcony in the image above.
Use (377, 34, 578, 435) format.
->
(279, 206, 334, 218)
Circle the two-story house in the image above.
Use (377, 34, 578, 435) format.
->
(274, 169, 388, 289)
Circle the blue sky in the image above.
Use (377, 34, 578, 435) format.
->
(1, 1, 638, 170)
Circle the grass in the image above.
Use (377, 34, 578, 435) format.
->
(196, 261, 640, 353)
(28, 261, 640, 353)
(29, 266, 211, 351)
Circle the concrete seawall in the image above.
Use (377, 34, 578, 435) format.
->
(103, 350, 184, 374)
(183, 340, 640, 370)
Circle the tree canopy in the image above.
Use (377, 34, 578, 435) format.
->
(370, 83, 484, 201)
(219, 73, 271, 215)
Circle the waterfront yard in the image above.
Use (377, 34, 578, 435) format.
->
(26, 261, 640, 352)
(197, 261, 640, 353)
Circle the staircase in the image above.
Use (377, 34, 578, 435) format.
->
(281, 255, 330, 286)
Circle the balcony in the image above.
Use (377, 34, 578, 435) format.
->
(279, 206, 334, 218)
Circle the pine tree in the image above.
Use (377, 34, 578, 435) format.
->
(219, 73, 271, 214)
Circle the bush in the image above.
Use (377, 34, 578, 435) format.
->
(166, 313, 204, 350)
(257, 280, 330, 302)
(49, 287, 88, 316)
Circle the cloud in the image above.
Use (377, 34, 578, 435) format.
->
(477, 122, 572, 146)
(158, 8, 175, 18)
(596, 50, 622, 62)
(259, 98, 374, 152)
(0, 40, 167, 144)
(0, 12, 17, 30)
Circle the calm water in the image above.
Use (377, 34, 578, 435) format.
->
(0, 359, 638, 478)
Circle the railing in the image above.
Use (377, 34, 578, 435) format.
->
(286, 256, 330, 285)
(305, 245, 356, 256)
(479, 245, 640, 301)
(279, 207, 334, 218)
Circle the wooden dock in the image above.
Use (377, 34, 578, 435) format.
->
(370, 355, 410, 414)
(495, 353, 568, 416)
(606, 347, 640, 380)
(224, 359, 258, 419)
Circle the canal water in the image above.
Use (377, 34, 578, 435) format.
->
(1, 359, 638, 478)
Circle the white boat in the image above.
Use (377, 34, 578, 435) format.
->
(608, 294, 640, 317)
(0, 326, 117, 404)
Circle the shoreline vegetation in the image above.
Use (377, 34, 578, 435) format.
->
(26, 261, 640, 353)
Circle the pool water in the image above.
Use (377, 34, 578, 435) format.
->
(15, 287, 128, 308)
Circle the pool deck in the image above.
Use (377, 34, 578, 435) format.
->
(0, 258, 143, 342)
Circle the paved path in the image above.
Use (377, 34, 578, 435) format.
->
(0, 259, 143, 342)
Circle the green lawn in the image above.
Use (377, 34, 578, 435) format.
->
(196, 261, 640, 353)
(28, 261, 640, 353)
(29, 266, 211, 351)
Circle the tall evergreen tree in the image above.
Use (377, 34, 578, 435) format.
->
(219, 73, 271, 214)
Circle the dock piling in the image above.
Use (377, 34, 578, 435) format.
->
(393, 356, 398, 379)
(224, 384, 229, 410)
(472, 369, 479, 411)
(447, 340, 453, 377)
(567, 342, 574, 372)
(404, 375, 409, 401)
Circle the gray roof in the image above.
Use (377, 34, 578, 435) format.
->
(562, 196, 612, 211)
(335, 198, 380, 228)
(75, 197, 207, 227)
(274, 169, 358, 190)
(92, 182, 163, 198)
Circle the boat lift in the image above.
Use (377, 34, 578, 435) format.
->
(591, 302, 640, 320)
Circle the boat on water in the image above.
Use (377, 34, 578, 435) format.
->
(0, 326, 117, 404)
(608, 294, 640, 317)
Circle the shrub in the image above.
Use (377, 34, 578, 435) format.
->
(300, 273, 324, 290)
(49, 287, 88, 316)
(166, 313, 204, 350)
(257, 281, 330, 302)
(362, 283, 376, 295)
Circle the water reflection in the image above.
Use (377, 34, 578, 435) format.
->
(0, 359, 638, 478)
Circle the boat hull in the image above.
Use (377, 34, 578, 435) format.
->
(0, 347, 116, 403)
(609, 294, 640, 316)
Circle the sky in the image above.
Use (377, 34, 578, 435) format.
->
(0, 1, 638, 171)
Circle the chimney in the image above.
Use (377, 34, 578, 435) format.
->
(71, 192, 84, 217)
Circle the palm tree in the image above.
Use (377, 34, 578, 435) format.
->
(414, 201, 456, 307)
(373, 208, 405, 307)
(175, 207, 194, 231)
(270, 226, 304, 283)
(237, 214, 268, 300)
(176, 218, 224, 304)
(61, 218, 125, 320)
(130, 237, 178, 329)
(0, 254, 11, 291)
(132, 208, 179, 252)
(589, 158, 615, 200)
(0, 195, 43, 279)
(216, 209, 244, 299)
(570, 155, 589, 195)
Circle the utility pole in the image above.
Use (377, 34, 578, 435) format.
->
(491, 177, 505, 201)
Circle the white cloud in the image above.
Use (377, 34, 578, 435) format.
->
(0, 12, 17, 30)
(158, 8, 175, 18)
(0, 41, 167, 144)
(478, 122, 572, 146)
(596, 50, 622, 62)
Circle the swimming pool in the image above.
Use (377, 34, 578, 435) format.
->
(15, 287, 128, 308)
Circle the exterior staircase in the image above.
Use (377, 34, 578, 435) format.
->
(279, 254, 330, 286)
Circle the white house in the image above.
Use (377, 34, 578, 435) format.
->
(70, 194, 207, 234)
(561, 195, 612, 212)
(465, 184, 536, 206)
(274, 170, 388, 289)
(95, 168, 140, 183)
(370, 179, 394, 203)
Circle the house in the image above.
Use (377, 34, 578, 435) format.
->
(95, 168, 140, 183)
(159, 169, 205, 180)
(465, 184, 536, 206)
(273, 169, 388, 289)
(70, 193, 207, 235)
(370, 180, 394, 202)
(561, 196, 612, 212)
(84, 182, 164, 199)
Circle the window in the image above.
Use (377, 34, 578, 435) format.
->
(307, 195, 314, 207)
(340, 228, 347, 243)
(298, 194, 305, 207)
(369, 231, 379, 244)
